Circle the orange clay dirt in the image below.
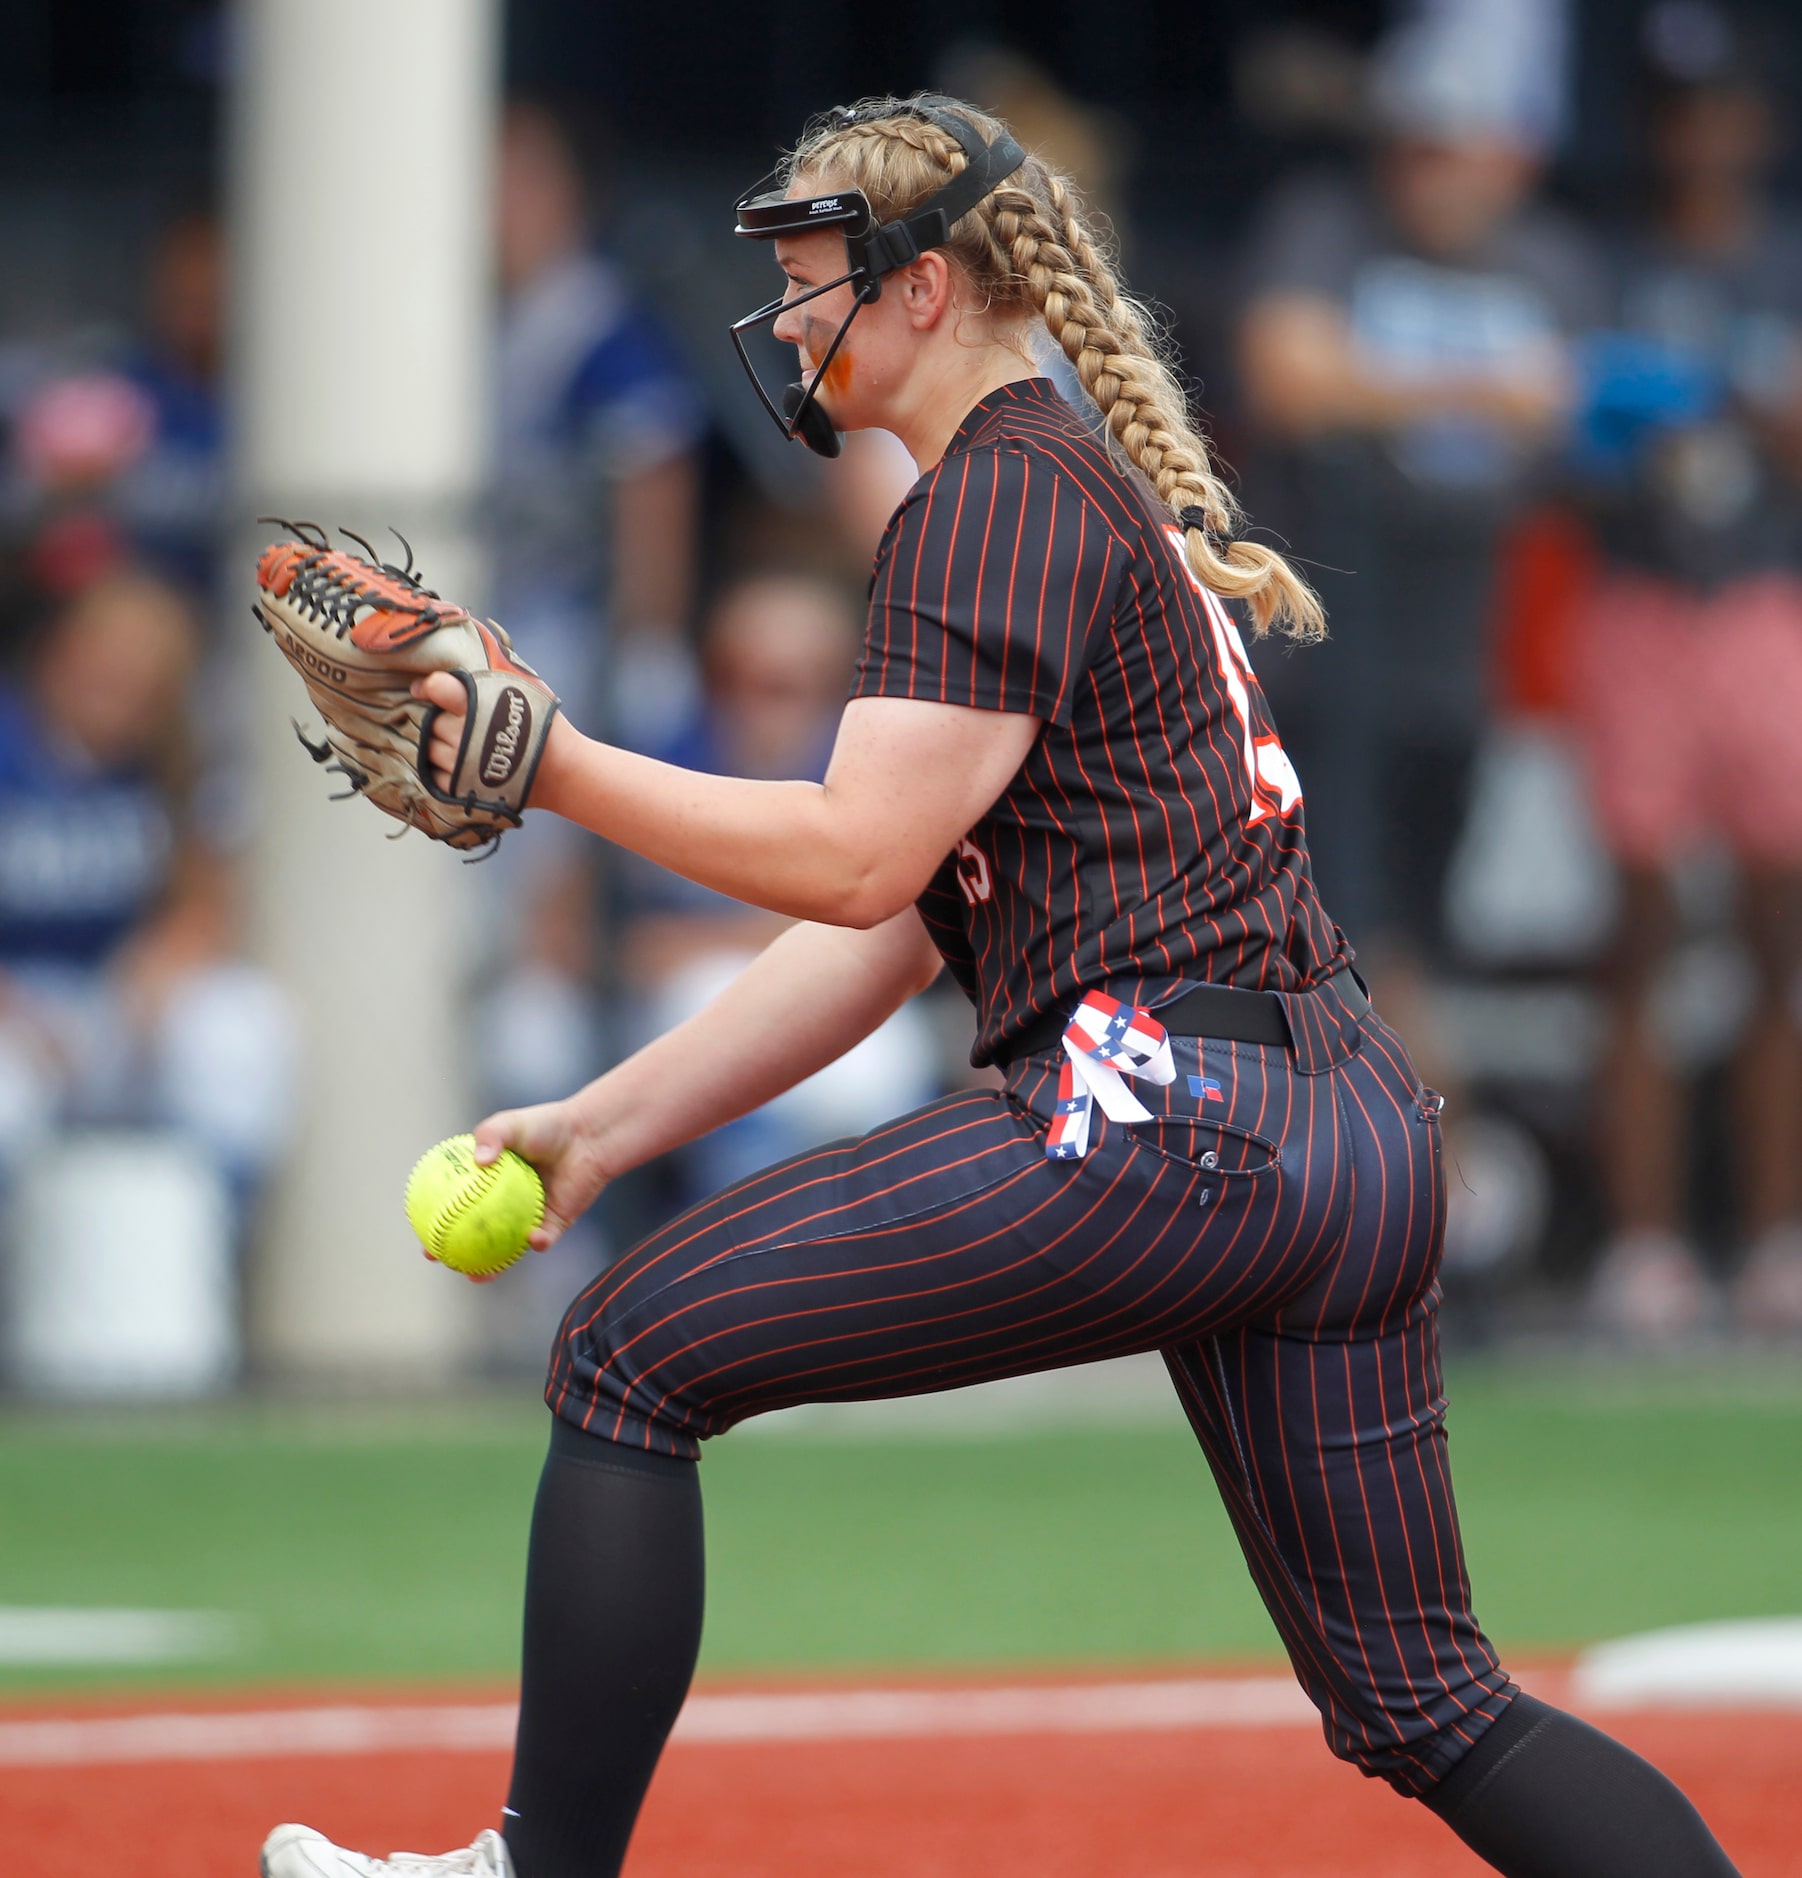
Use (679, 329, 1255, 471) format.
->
(4, 1678, 1796, 1878)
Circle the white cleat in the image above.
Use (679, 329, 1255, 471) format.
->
(261, 1824, 514, 1878)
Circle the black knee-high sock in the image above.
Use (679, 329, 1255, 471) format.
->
(1422, 1691, 1740, 1877)
(502, 1419, 704, 1878)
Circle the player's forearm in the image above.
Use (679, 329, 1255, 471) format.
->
(571, 912, 942, 1176)
(1256, 355, 1564, 438)
(1240, 296, 1569, 440)
(533, 721, 915, 927)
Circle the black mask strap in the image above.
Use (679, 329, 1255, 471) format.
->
(837, 97, 1026, 285)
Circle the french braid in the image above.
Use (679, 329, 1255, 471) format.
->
(792, 98, 1323, 640)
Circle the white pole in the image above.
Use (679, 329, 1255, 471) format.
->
(230, 0, 501, 1378)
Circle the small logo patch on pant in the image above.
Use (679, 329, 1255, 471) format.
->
(1189, 1074, 1224, 1104)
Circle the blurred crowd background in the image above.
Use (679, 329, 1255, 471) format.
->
(3, 0, 1802, 1396)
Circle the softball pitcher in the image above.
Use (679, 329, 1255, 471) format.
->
(260, 95, 1740, 1878)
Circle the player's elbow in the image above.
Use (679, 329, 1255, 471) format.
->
(834, 879, 917, 931)
(800, 798, 942, 929)
(831, 855, 932, 931)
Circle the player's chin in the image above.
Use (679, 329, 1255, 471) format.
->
(798, 371, 845, 426)
(805, 387, 845, 428)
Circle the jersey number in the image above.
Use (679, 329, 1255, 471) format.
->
(1164, 528, 1302, 826)
(953, 836, 993, 906)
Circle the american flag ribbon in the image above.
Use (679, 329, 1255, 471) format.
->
(1045, 991, 1176, 1161)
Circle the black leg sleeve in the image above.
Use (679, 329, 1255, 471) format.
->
(1422, 1691, 1741, 1878)
(501, 1419, 704, 1878)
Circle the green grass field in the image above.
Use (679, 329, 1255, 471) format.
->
(3, 1358, 1799, 1695)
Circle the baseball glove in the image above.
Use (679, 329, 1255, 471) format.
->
(252, 522, 559, 855)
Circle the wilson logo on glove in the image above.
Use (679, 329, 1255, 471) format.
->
(252, 520, 560, 857)
(480, 687, 532, 788)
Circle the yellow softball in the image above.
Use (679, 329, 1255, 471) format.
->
(405, 1134, 545, 1278)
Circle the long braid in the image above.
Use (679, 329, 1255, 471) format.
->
(793, 97, 1324, 641)
(998, 176, 1323, 638)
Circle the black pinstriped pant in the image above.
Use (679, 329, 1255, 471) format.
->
(545, 995, 1514, 1793)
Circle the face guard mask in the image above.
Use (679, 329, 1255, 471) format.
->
(729, 98, 1027, 459)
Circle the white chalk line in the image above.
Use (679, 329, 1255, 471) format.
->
(7, 1634, 1798, 1771)
(0, 1678, 1317, 1768)
(0, 1608, 237, 1668)
(1571, 1617, 1802, 1710)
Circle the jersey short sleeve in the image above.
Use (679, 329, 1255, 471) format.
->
(854, 445, 1122, 727)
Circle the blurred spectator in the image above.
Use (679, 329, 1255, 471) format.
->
(492, 97, 704, 738)
(4, 213, 226, 594)
(1573, 10, 1802, 1339)
(1236, 12, 1603, 1286)
(1239, 19, 1603, 994)
(478, 99, 708, 1151)
(0, 569, 292, 1223)
(618, 571, 938, 1204)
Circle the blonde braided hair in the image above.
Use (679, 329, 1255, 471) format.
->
(790, 97, 1323, 640)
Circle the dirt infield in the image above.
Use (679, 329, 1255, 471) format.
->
(6, 1677, 1797, 1877)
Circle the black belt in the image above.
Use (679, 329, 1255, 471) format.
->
(996, 968, 1368, 1066)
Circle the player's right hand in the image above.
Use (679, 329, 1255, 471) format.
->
(472, 1099, 613, 1252)
(411, 672, 467, 794)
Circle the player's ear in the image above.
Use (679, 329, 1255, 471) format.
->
(898, 251, 954, 331)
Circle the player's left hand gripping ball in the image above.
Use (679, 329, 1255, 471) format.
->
(406, 1134, 546, 1279)
(252, 521, 558, 854)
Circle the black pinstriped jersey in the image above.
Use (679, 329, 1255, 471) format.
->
(852, 377, 1350, 1066)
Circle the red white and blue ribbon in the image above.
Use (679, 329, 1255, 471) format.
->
(1045, 991, 1176, 1161)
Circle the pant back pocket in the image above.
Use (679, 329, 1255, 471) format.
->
(1127, 1116, 1281, 1180)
